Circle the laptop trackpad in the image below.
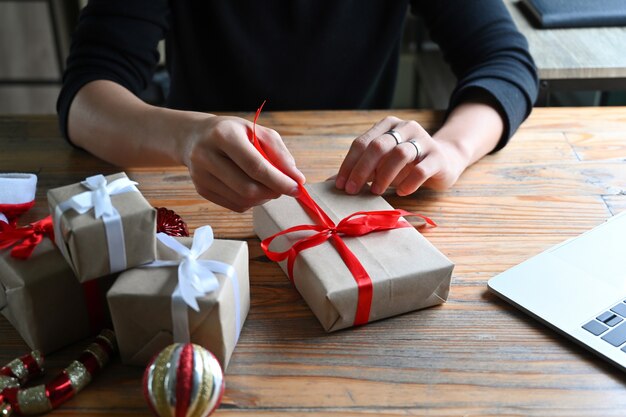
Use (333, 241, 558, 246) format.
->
(548, 215, 626, 290)
(494, 254, 621, 329)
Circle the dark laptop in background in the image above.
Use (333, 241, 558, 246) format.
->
(520, 0, 626, 28)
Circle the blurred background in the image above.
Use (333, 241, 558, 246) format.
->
(1, 0, 625, 114)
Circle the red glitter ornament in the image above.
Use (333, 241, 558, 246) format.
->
(155, 207, 189, 237)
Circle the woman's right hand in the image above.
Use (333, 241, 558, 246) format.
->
(180, 115, 305, 212)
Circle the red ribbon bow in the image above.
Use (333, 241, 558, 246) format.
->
(252, 102, 435, 326)
(0, 215, 54, 259)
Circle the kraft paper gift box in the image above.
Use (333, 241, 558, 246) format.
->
(253, 180, 454, 332)
(0, 234, 115, 354)
(47, 172, 156, 282)
(107, 226, 250, 369)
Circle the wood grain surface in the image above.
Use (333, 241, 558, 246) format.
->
(1, 107, 625, 416)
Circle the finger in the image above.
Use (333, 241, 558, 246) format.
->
(343, 134, 398, 194)
(194, 183, 251, 213)
(370, 142, 419, 195)
(211, 154, 281, 201)
(336, 116, 401, 190)
(344, 119, 429, 195)
(372, 136, 430, 194)
(222, 128, 300, 197)
(197, 166, 277, 208)
(396, 156, 439, 197)
(390, 164, 413, 188)
(255, 125, 306, 184)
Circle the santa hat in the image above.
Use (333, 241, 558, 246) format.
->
(0, 173, 37, 226)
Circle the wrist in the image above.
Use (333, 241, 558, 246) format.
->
(153, 107, 214, 167)
(431, 134, 472, 180)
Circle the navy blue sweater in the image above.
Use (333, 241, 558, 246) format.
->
(58, 0, 538, 150)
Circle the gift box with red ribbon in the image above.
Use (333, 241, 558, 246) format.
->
(253, 180, 454, 332)
(0, 217, 115, 354)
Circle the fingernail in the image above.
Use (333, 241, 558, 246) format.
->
(335, 175, 346, 189)
(345, 180, 358, 194)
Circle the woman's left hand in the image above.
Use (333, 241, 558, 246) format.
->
(334, 116, 467, 196)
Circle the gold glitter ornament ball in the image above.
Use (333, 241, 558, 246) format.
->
(143, 343, 224, 417)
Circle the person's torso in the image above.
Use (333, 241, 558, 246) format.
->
(165, 0, 409, 112)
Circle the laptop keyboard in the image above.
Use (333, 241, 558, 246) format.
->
(583, 300, 626, 351)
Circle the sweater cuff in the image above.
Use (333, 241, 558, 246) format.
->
(448, 78, 533, 153)
(56, 74, 124, 145)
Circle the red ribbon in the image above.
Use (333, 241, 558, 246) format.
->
(0, 215, 107, 334)
(0, 216, 54, 259)
(0, 201, 35, 228)
(252, 102, 435, 326)
(81, 280, 108, 335)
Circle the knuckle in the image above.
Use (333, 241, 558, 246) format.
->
(351, 137, 369, 153)
(260, 127, 280, 143)
(368, 137, 388, 154)
(267, 128, 280, 140)
(383, 115, 401, 125)
(211, 119, 234, 141)
(406, 120, 420, 130)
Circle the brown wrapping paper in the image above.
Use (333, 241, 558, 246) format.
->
(47, 172, 156, 282)
(0, 238, 115, 353)
(253, 181, 454, 332)
(107, 237, 250, 369)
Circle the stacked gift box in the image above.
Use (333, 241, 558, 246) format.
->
(0, 172, 250, 370)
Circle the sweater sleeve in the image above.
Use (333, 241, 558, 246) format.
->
(57, 0, 169, 142)
(411, 0, 539, 151)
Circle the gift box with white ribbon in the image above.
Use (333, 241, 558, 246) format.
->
(107, 226, 250, 369)
(47, 172, 156, 282)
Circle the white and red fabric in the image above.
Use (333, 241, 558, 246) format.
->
(0, 173, 37, 227)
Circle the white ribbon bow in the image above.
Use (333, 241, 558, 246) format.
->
(53, 174, 139, 274)
(145, 226, 242, 343)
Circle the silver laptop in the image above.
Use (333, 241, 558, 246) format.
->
(488, 210, 626, 370)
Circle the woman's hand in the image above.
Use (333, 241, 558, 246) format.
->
(335, 116, 467, 196)
(335, 99, 504, 196)
(181, 115, 305, 212)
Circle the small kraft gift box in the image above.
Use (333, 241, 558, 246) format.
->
(47, 172, 156, 282)
(0, 217, 115, 354)
(254, 180, 454, 332)
(107, 226, 250, 369)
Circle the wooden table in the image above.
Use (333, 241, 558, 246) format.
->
(504, 0, 626, 105)
(1, 107, 626, 416)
